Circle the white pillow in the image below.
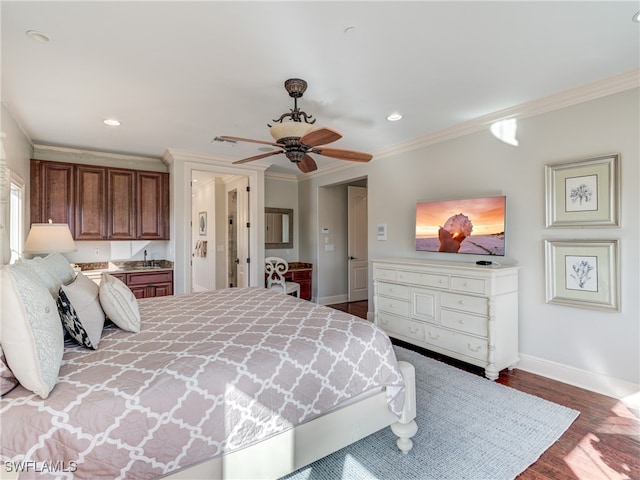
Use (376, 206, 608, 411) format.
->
(36, 253, 76, 286)
(0, 345, 19, 396)
(58, 273, 105, 349)
(20, 258, 62, 298)
(99, 272, 141, 333)
(0, 264, 64, 399)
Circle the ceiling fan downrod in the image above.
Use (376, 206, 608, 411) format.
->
(269, 78, 316, 126)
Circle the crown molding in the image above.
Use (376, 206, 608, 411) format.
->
(373, 69, 640, 161)
(33, 144, 167, 172)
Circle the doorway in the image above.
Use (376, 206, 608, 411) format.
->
(190, 170, 250, 292)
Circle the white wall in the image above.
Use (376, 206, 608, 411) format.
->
(192, 176, 217, 292)
(298, 88, 639, 398)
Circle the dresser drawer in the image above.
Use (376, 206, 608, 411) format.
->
(450, 276, 486, 295)
(397, 270, 449, 289)
(377, 312, 424, 342)
(377, 282, 410, 300)
(441, 292, 487, 315)
(441, 309, 487, 337)
(377, 295, 410, 317)
(374, 267, 397, 282)
(424, 325, 488, 362)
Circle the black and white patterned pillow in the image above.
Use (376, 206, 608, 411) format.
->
(57, 290, 96, 349)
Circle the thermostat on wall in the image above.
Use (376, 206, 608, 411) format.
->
(377, 224, 387, 241)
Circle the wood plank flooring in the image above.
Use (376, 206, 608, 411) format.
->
(327, 300, 640, 480)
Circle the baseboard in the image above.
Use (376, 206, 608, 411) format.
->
(517, 353, 639, 400)
(316, 294, 348, 306)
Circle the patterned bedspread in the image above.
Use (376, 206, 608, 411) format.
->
(1, 287, 404, 479)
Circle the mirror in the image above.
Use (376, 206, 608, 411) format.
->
(265, 208, 293, 249)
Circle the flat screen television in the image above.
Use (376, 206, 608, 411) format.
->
(415, 195, 506, 256)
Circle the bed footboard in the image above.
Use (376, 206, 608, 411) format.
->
(163, 360, 418, 479)
(391, 360, 418, 454)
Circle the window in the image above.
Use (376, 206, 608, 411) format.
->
(9, 175, 24, 264)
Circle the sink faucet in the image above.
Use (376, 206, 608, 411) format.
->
(144, 249, 148, 266)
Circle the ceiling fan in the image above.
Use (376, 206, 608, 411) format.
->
(217, 78, 372, 173)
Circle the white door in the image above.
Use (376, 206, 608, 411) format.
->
(348, 185, 368, 301)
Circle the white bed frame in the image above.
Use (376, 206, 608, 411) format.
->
(163, 361, 418, 480)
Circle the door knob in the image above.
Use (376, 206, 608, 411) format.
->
(349, 256, 357, 260)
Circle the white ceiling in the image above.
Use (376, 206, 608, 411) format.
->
(2, 1, 639, 176)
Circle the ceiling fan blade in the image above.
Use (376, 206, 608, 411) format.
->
(297, 155, 318, 173)
(232, 150, 283, 164)
(300, 127, 342, 147)
(311, 148, 372, 162)
(218, 135, 283, 147)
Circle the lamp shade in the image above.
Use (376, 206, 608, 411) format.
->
(23, 223, 77, 254)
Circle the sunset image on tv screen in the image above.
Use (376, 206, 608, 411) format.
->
(415, 196, 506, 255)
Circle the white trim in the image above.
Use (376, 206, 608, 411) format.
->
(373, 69, 640, 161)
(316, 294, 348, 306)
(517, 353, 639, 400)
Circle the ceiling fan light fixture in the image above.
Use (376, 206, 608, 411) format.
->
(269, 122, 314, 143)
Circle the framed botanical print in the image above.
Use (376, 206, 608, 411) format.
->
(198, 211, 207, 235)
(544, 239, 620, 311)
(545, 153, 620, 227)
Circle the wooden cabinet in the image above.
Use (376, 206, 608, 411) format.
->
(372, 258, 519, 380)
(75, 165, 107, 240)
(31, 160, 169, 240)
(125, 270, 173, 298)
(137, 171, 169, 240)
(30, 160, 75, 231)
(108, 169, 137, 240)
(108, 270, 173, 299)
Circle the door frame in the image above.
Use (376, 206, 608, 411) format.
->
(165, 150, 266, 295)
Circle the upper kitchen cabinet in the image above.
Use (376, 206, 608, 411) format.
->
(137, 171, 169, 240)
(30, 160, 170, 240)
(30, 160, 75, 232)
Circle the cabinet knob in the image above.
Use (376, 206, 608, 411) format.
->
(409, 326, 419, 334)
(467, 343, 482, 353)
(428, 332, 440, 340)
(459, 300, 465, 304)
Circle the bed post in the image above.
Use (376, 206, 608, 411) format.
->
(390, 361, 418, 454)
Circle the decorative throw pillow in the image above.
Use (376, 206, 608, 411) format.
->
(36, 253, 76, 286)
(58, 273, 105, 349)
(0, 264, 64, 399)
(20, 258, 62, 298)
(0, 345, 19, 396)
(99, 272, 141, 332)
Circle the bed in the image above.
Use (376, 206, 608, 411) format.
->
(1, 260, 417, 480)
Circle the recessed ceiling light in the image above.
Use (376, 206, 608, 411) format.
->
(633, 11, 640, 23)
(26, 30, 51, 43)
(344, 26, 357, 35)
(387, 113, 402, 122)
(103, 119, 121, 127)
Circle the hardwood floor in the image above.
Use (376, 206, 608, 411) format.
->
(328, 300, 640, 480)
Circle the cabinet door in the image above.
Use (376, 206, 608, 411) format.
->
(107, 169, 136, 240)
(137, 171, 169, 240)
(75, 165, 107, 240)
(30, 160, 75, 232)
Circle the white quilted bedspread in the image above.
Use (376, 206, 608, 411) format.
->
(1, 287, 404, 479)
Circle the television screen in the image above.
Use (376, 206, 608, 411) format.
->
(415, 196, 506, 256)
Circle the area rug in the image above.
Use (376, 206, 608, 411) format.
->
(282, 346, 579, 480)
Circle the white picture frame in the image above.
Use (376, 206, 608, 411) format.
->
(544, 239, 620, 312)
(545, 153, 620, 228)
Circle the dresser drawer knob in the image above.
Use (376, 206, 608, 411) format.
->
(467, 343, 482, 353)
(428, 332, 440, 340)
(381, 319, 388, 325)
(458, 300, 465, 305)
(408, 326, 419, 334)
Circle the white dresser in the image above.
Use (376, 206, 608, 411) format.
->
(372, 258, 519, 380)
